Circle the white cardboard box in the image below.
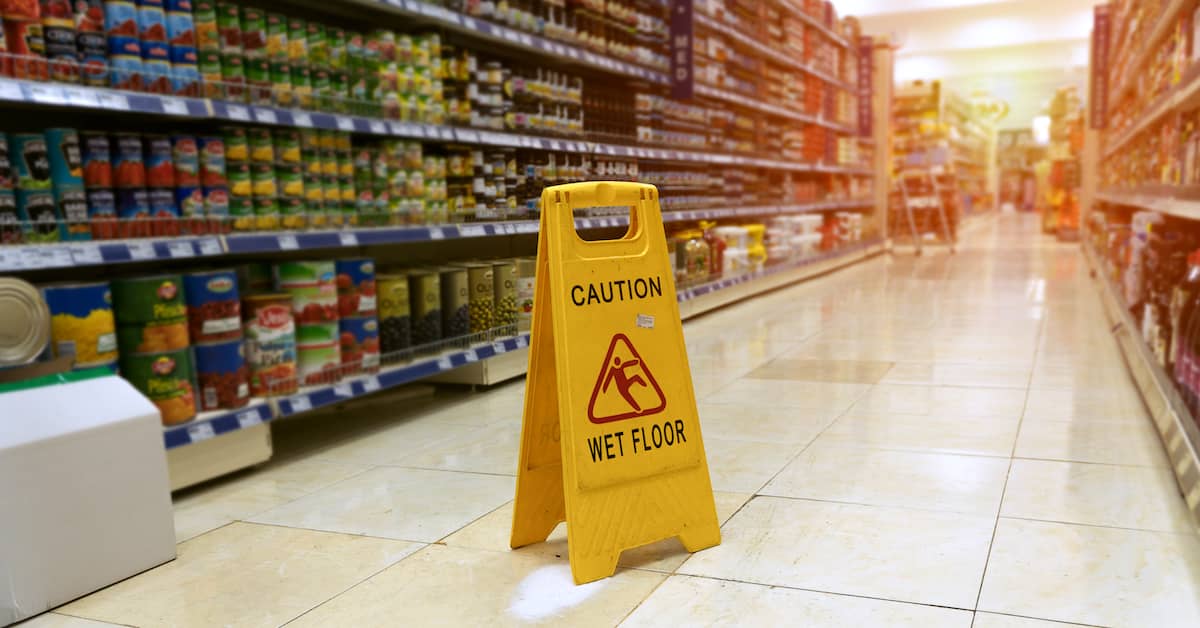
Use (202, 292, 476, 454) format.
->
(0, 375, 176, 626)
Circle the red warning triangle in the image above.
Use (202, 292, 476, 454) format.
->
(587, 333, 667, 424)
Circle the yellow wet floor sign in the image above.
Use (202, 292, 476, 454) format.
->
(510, 181, 721, 584)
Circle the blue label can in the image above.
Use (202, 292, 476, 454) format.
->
(338, 315, 380, 374)
(193, 338, 250, 410)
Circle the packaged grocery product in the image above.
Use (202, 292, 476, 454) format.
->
(41, 281, 118, 368)
(16, 188, 58, 242)
(73, 0, 106, 85)
(52, 183, 88, 240)
(136, 0, 164, 42)
(85, 186, 116, 238)
(79, 131, 111, 188)
(0, 277, 50, 366)
(107, 31, 141, 89)
(242, 292, 296, 396)
(182, 269, 240, 343)
(295, 321, 338, 385)
(5, 16, 48, 81)
(41, 0, 79, 83)
(0, 189, 21, 244)
(338, 315, 379, 374)
(10, 132, 51, 190)
(438, 265, 468, 340)
(377, 272, 410, 355)
(165, 3, 191, 46)
(43, 128, 82, 187)
(120, 348, 197, 424)
(111, 132, 146, 188)
(492, 259, 517, 328)
(275, 260, 337, 323)
(111, 273, 189, 353)
(142, 133, 174, 187)
(169, 44, 199, 95)
(459, 262, 493, 333)
(214, 0, 237, 52)
(193, 338, 249, 410)
(408, 269, 440, 347)
(192, 0, 215, 50)
(197, 134, 225, 185)
(335, 258, 376, 318)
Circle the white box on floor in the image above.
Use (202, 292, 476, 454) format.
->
(0, 375, 176, 626)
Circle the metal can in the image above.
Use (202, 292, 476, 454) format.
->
(10, 132, 52, 190)
(408, 269, 440, 347)
(0, 277, 51, 366)
(0, 191, 18, 244)
(278, 195, 304, 230)
(198, 47, 221, 97)
(120, 348, 197, 425)
(136, 0, 164, 42)
(44, 128, 83, 187)
(222, 126, 247, 162)
(170, 134, 199, 186)
(296, 321, 339, 385)
(338, 315, 379, 375)
(115, 186, 149, 223)
(198, 135, 226, 185)
(111, 133, 145, 188)
(42, 2, 80, 83)
(335, 258, 376, 318)
(242, 293, 296, 396)
(246, 56, 270, 105)
(0, 134, 13, 190)
(17, 188, 59, 243)
(107, 34, 142, 90)
(80, 131, 112, 188)
(175, 185, 202, 217)
(202, 185, 228, 218)
(377, 273, 410, 354)
(253, 195, 277, 230)
(86, 187, 117, 240)
(275, 163, 302, 198)
(250, 162, 276, 197)
(247, 127, 273, 164)
(273, 128, 300, 164)
(142, 134, 174, 187)
(239, 5, 263, 57)
(193, 338, 249, 410)
(290, 63, 312, 109)
(140, 39, 170, 93)
(492, 259, 518, 329)
(459, 262, 494, 333)
(219, 51, 244, 101)
(111, 274, 189, 353)
(227, 161, 250, 197)
(438, 265, 468, 340)
(75, 1, 108, 86)
(306, 20, 325, 67)
(147, 186, 177, 229)
(214, 0, 239, 52)
(182, 269, 240, 343)
(41, 281, 118, 368)
(165, 6, 193, 46)
(265, 11, 284, 60)
(192, 0, 216, 51)
(6, 17, 48, 81)
(516, 256, 535, 331)
(275, 260, 337, 321)
(53, 184, 89, 241)
(286, 16, 304, 62)
(169, 44, 198, 96)
(104, 0, 139, 37)
(228, 189, 252, 231)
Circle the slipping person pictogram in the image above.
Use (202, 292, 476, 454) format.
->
(588, 333, 666, 423)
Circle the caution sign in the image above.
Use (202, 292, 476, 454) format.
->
(510, 182, 720, 584)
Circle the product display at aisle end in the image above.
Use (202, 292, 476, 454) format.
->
(0, 0, 889, 490)
(1088, 0, 1200, 525)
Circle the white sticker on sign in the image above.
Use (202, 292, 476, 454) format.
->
(336, 116, 355, 131)
(492, 341, 507, 354)
(636, 314, 655, 329)
(254, 107, 277, 124)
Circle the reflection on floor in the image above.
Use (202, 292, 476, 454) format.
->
(30, 213, 1200, 627)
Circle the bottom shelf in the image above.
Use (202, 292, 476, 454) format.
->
(166, 238, 887, 489)
(1083, 242, 1200, 526)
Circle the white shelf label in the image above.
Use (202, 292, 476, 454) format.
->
(438, 128, 454, 141)
(428, 227, 445, 240)
(293, 111, 313, 127)
(0, 79, 21, 100)
(98, 91, 130, 110)
(0, 248, 19, 270)
(338, 232, 359, 247)
(167, 241, 194, 258)
(63, 87, 99, 107)
(336, 116, 355, 131)
(187, 422, 216, 442)
(501, 223, 515, 234)
(236, 409, 263, 428)
(459, 225, 486, 237)
(198, 238, 222, 255)
(437, 356, 453, 370)
(368, 120, 387, 134)
(127, 241, 156, 260)
(492, 341, 507, 354)
(254, 107, 277, 124)
(287, 395, 312, 413)
(161, 97, 188, 115)
(334, 382, 354, 397)
(361, 375, 381, 392)
(277, 234, 299, 250)
(68, 244, 102, 264)
(27, 84, 66, 104)
(226, 104, 250, 121)
(463, 349, 478, 363)
(515, 336, 528, 349)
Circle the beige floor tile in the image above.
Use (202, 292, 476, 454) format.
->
(443, 492, 752, 573)
(1001, 459, 1194, 533)
(401, 421, 520, 475)
(745, 359, 894, 384)
(881, 361, 1031, 389)
(971, 613, 1098, 628)
(697, 402, 838, 445)
(13, 614, 125, 628)
(287, 544, 665, 627)
(310, 416, 481, 467)
(703, 379, 869, 413)
(1022, 387, 1150, 423)
(172, 458, 371, 542)
(762, 444, 1009, 515)
(248, 466, 514, 542)
(677, 497, 995, 608)
(59, 522, 420, 628)
(621, 575, 973, 627)
(703, 437, 802, 493)
(850, 384, 1027, 419)
(1015, 419, 1168, 467)
(978, 518, 1200, 627)
(819, 412, 1020, 457)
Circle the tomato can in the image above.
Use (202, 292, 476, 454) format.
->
(136, 0, 164, 42)
(119, 348, 196, 425)
(74, 0, 107, 86)
(295, 322, 339, 385)
(175, 184, 201, 217)
(338, 315, 379, 375)
(6, 17, 48, 80)
(169, 44, 198, 96)
(335, 258, 376, 318)
(170, 134, 199, 186)
(142, 134, 174, 187)
(111, 133, 145, 188)
(107, 34, 142, 90)
(115, 185, 148, 218)
(202, 184, 227, 217)
(79, 131, 111, 188)
(140, 38, 170, 93)
(242, 293, 296, 396)
(147, 187, 177, 229)
(165, 6, 191, 46)
(41, 281, 118, 368)
(86, 187, 116, 239)
(182, 268, 241, 343)
(193, 338, 248, 410)
(111, 273, 189, 353)
(197, 135, 225, 185)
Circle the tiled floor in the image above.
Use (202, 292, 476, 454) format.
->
(28, 213, 1200, 627)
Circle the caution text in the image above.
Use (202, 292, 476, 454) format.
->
(571, 276, 664, 307)
(587, 419, 687, 462)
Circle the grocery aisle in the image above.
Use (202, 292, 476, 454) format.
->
(32, 212, 1200, 628)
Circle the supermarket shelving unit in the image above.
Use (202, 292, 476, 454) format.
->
(0, 0, 891, 489)
(1088, 0, 1200, 524)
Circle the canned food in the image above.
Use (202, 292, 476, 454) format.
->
(169, 46, 199, 96)
(86, 187, 116, 240)
(275, 260, 337, 322)
(44, 128, 83, 187)
(80, 131, 111, 188)
(0, 277, 51, 366)
(165, 7, 193, 46)
(0, 135, 13, 190)
(111, 133, 145, 188)
(286, 16, 304, 62)
(306, 21, 325, 67)
(147, 186, 177, 224)
(119, 348, 196, 425)
(253, 195, 277, 230)
(42, 2, 80, 83)
(175, 185, 202, 217)
(171, 134, 199, 186)
(104, 0, 138, 37)
(193, 338, 249, 410)
(137, 1, 164, 41)
(248, 127, 273, 163)
(516, 256, 535, 331)
(228, 194, 252, 230)
(192, 0, 216, 50)
(239, 5, 263, 57)
(115, 186, 149, 224)
(198, 135, 226, 185)
(250, 162, 276, 197)
(273, 128, 300, 164)
(6, 17, 48, 81)
(492, 259, 518, 328)
(408, 270, 440, 347)
(227, 161, 250, 197)
(215, 0, 239, 52)
(222, 126, 247, 162)
(242, 293, 297, 396)
(278, 196, 304, 230)
(377, 273, 410, 354)
(245, 56, 269, 104)
(42, 281, 118, 368)
(182, 269, 240, 343)
(338, 316, 379, 374)
(0, 190, 23, 244)
(11, 133, 52, 190)
(140, 39, 170, 93)
(459, 262, 494, 333)
(53, 184, 89, 240)
(335, 258, 376, 318)
(75, 1, 108, 86)
(296, 321, 339, 385)
(290, 64, 312, 108)
(439, 265, 468, 340)
(275, 163, 302, 197)
(198, 48, 221, 97)
(142, 134, 174, 187)
(202, 185, 228, 218)
(108, 36, 142, 90)
(111, 274, 188, 353)
(17, 188, 59, 243)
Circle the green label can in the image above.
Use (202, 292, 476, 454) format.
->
(327, 27, 347, 70)
(247, 128, 274, 164)
(223, 126, 248, 162)
(276, 163, 303, 198)
(291, 64, 312, 109)
(273, 129, 300, 164)
(253, 196, 278, 230)
(296, 322, 339, 385)
(459, 263, 494, 333)
(120, 348, 197, 425)
(229, 195, 254, 231)
(278, 196, 305, 230)
(112, 274, 187, 325)
(307, 22, 327, 68)
(266, 12, 287, 61)
(250, 162, 277, 198)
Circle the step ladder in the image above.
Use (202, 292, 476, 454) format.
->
(891, 168, 957, 255)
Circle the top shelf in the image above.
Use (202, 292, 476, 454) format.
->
(692, 13, 853, 91)
(1109, 0, 1190, 101)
